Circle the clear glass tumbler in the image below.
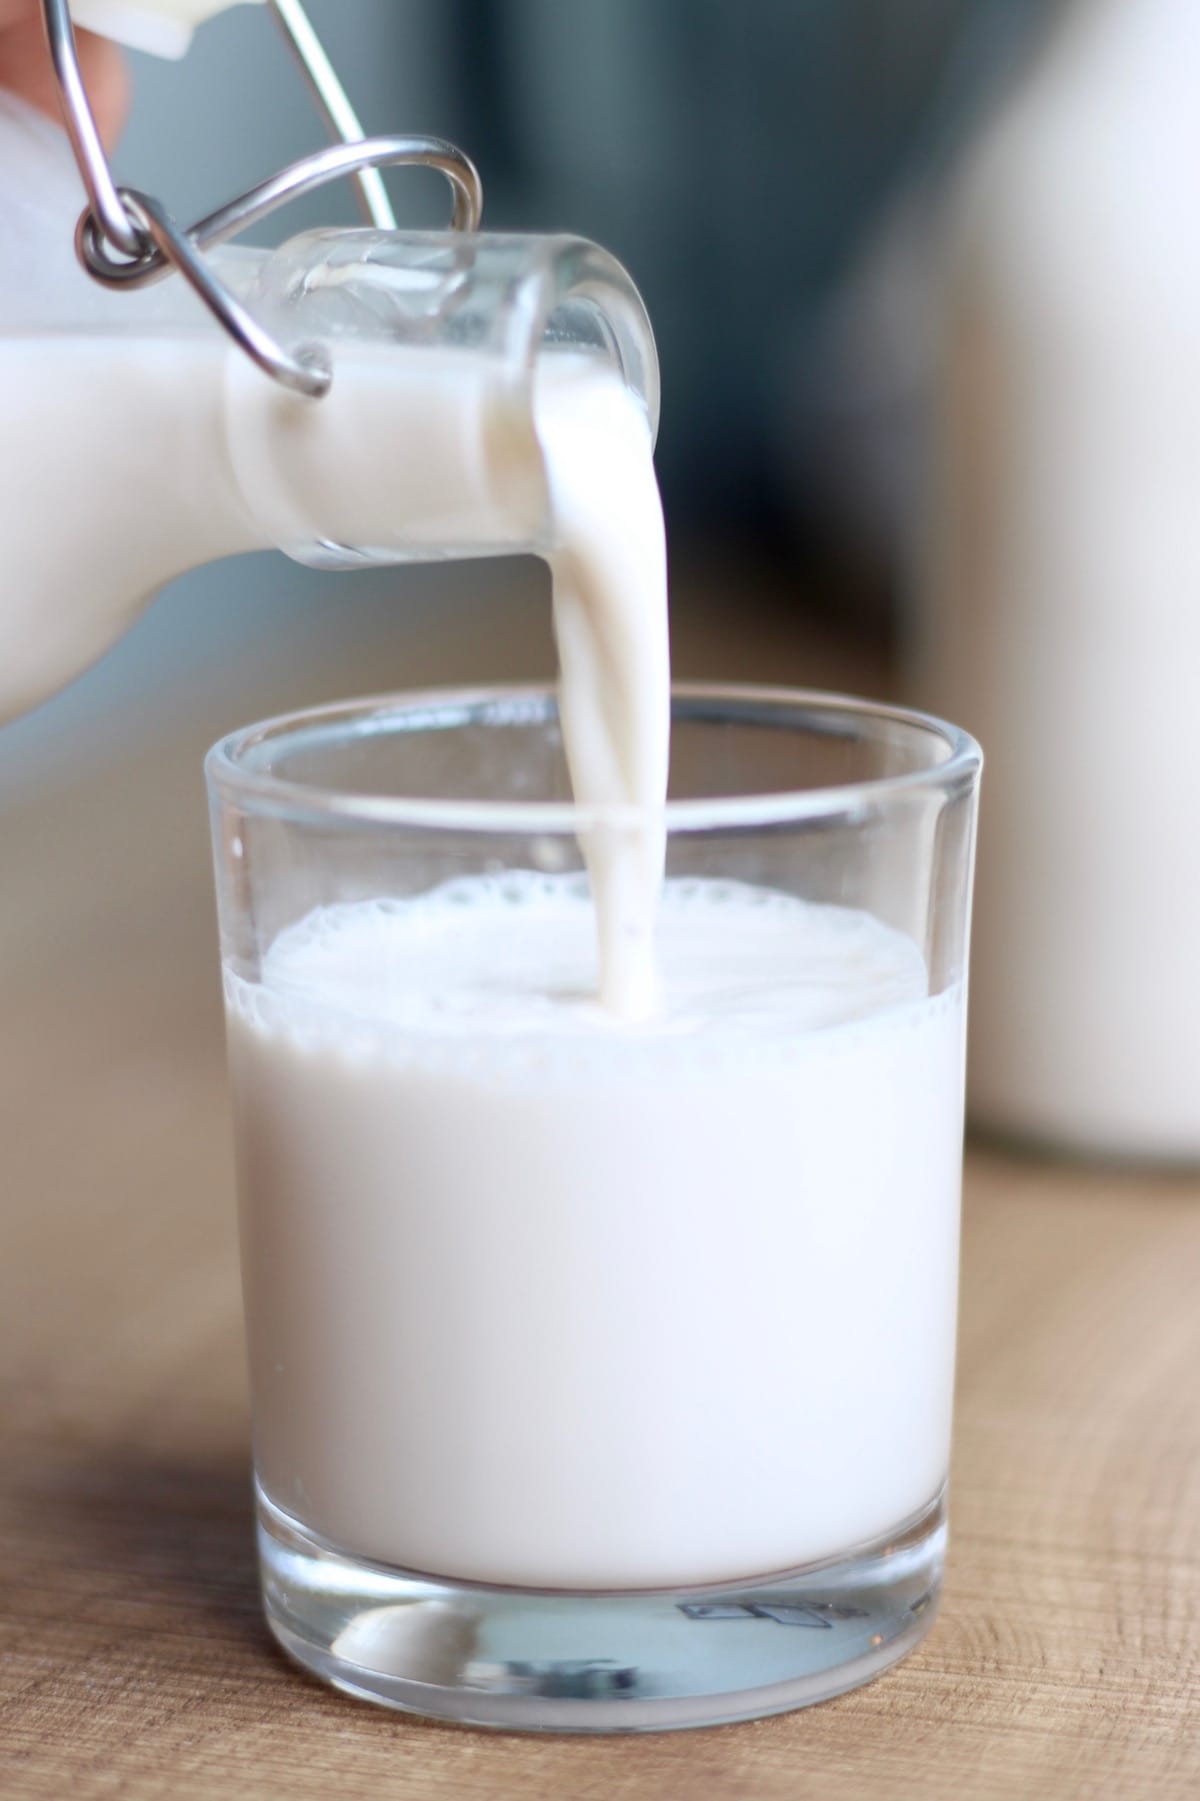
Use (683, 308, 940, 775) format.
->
(206, 683, 981, 1731)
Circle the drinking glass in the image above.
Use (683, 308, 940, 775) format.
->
(206, 683, 981, 1731)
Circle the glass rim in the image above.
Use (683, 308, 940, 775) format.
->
(205, 681, 982, 833)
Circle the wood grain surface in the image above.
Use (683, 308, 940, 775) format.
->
(1, 585, 1197, 1799)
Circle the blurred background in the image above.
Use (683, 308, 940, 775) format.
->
(4, 0, 1199, 1161)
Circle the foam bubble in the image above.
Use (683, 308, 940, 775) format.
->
(226, 874, 949, 1079)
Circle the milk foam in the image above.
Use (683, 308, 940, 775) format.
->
(231, 874, 933, 1059)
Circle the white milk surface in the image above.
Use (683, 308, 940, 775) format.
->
(229, 877, 965, 1589)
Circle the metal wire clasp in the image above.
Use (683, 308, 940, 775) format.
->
(39, 0, 483, 396)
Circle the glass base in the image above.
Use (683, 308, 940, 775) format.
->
(257, 1484, 946, 1732)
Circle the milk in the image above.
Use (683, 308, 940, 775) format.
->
(538, 373, 668, 1018)
(228, 876, 964, 1590)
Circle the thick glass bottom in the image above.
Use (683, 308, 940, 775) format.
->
(257, 1483, 946, 1732)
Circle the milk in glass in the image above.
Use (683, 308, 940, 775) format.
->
(230, 877, 963, 1588)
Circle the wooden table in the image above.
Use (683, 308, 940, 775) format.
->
(1, 584, 1197, 1798)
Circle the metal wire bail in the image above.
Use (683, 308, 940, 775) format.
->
(39, 0, 484, 397)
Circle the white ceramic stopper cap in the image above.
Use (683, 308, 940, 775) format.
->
(71, 0, 264, 60)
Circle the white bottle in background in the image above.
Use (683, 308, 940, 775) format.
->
(919, 0, 1200, 1160)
